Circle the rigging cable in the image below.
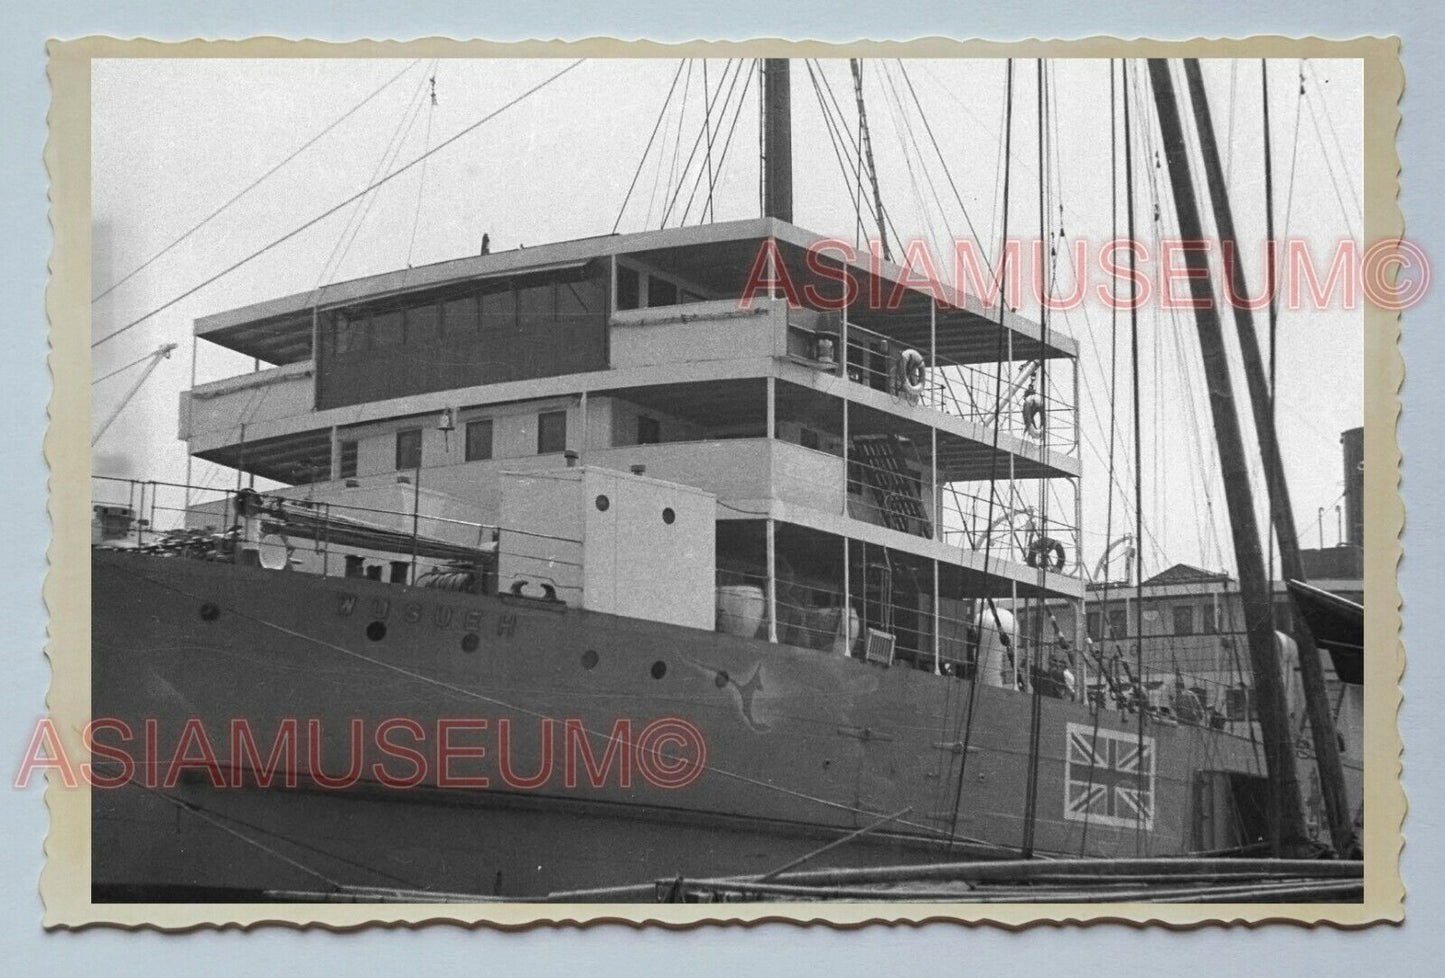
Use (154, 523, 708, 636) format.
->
(405, 67, 440, 268)
(659, 60, 737, 228)
(702, 59, 717, 222)
(1124, 58, 1148, 856)
(1020, 56, 1049, 859)
(1081, 57, 1122, 857)
(92, 59, 423, 306)
(613, 60, 687, 233)
(92, 58, 586, 351)
(943, 57, 1016, 855)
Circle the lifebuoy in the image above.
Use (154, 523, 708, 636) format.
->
(897, 348, 926, 398)
(1026, 536, 1067, 571)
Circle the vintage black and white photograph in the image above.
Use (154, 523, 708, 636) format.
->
(58, 41, 1401, 923)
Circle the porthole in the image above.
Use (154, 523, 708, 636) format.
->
(198, 602, 220, 622)
(650, 660, 667, 680)
(581, 649, 599, 670)
(662, 507, 676, 525)
(714, 670, 729, 688)
(461, 633, 481, 653)
(366, 621, 388, 642)
(595, 494, 610, 512)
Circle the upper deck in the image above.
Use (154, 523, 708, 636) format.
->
(180, 218, 1085, 603)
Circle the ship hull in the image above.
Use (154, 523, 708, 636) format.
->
(90, 550, 1350, 899)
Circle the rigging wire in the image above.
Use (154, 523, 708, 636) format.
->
(405, 67, 440, 268)
(677, 60, 747, 226)
(659, 60, 737, 228)
(943, 57, 1016, 855)
(92, 58, 586, 351)
(702, 59, 717, 223)
(92, 59, 423, 306)
(614, 60, 687, 234)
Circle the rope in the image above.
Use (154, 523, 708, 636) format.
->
(92, 59, 422, 306)
(613, 60, 686, 234)
(404, 68, 439, 268)
(92, 59, 586, 351)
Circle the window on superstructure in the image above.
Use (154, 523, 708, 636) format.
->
(465, 419, 494, 461)
(442, 294, 478, 336)
(1202, 604, 1220, 634)
(338, 440, 358, 480)
(1086, 611, 1101, 642)
(537, 411, 567, 454)
(1173, 605, 1194, 636)
(1107, 608, 1129, 639)
(637, 416, 660, 445)
(616, 265, 640, 310)
(395, 428, 422, 470)
(335, 311, 367, 354)
(647, 275, 678, 308)
(406, 301, 439, 347)
(372, 308, 404, 348)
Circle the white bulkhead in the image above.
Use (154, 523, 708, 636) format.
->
(498, 466, 717, 631)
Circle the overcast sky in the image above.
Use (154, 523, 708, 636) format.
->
(90, 56, 1364, 580)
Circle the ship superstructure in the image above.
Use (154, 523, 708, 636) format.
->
(174, 217, 1084, 672)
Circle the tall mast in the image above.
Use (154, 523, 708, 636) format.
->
(1145, 58, 1311, 856)
(1181, 58, 1355, 856)
(762, 59, 793, 222)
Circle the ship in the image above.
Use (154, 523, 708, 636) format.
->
(89, 58, 1363, 901)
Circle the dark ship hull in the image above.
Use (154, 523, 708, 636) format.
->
(89, 548, 1323, 901)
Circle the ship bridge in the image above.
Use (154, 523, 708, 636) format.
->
(178, 217, 1084, 671)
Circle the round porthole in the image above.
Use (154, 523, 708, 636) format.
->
(366, 621, 387, 642)
(662, 507, 676, 525)
(581, 649, 599, 670)
(714, 670, 730, 688)
(650, 660, 667, 680)
(461, 633, 481, 653)
(198, 602, 220, 622)
(595, 494, 610, 512)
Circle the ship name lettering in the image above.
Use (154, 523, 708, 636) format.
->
(497, 612, 517, 638)
(369, 598, 390, 620)
(463, 609, 484, 632)
(433, 605, 453, 628)
(404, 602, 423, 624)
(336, 593, 358, 617)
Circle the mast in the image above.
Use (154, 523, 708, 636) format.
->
(1144, 59, 1311, 856)
(762, 59, 793, 222)
(1181, 58, 1355, 857)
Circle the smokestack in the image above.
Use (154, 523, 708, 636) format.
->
(763, 59, 793, 224)
(1342, 427, 1364, 547)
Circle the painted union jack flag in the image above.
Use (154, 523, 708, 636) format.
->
(1063, 722, 1156, 830)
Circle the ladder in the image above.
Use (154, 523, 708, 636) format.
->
(850, 434, 931, 536)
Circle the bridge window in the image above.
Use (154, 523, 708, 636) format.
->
(466, 419, 494, 461)
(537, 410, 567, 454)
(647, 275, 678, 308)
(395, 428, 422, 470)
(637, 415, 660, 445)
(1173, 605, 1194, 636)
(338, 439, 358, 479)
(616, 266, 640, 310)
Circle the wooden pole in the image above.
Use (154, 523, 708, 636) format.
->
(1145, 58, 1310, 856)
(1182, 58, 1355, 856)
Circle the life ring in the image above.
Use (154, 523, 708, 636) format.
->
(1026, 536, 1067, 571)
(897, 348, 926, 398)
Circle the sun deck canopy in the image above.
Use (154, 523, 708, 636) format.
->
(193, 218, 1077, 367)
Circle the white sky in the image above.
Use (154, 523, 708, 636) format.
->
(90, 57, 1364, 579)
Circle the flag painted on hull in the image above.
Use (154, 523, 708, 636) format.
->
(1063, 721, 1155, 830)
